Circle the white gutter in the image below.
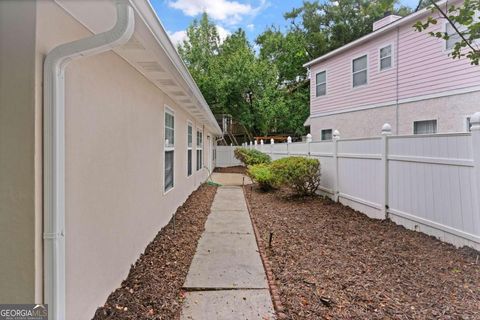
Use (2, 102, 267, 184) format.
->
(303, 0, 455, 68)
(43, 1, 134, 319)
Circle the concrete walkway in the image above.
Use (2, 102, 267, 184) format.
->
(181, 185, 275, 320)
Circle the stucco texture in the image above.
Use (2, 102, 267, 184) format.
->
(0, 0, 38, 304)
(36, 1, 213, 318)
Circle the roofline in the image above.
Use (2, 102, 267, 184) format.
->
(138, 0, 222, 135)
(303, 0, 453, 68)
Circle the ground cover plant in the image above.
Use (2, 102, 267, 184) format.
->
(245, 186, 480, 319)
(93, 184, 217, 320)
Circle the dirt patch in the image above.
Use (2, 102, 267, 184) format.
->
(245, 186, 480, 319)
(213, 165, 246, 174)
(92, 184, 217, 320)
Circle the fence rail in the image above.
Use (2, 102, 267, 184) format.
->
(216, 115, 480, 250)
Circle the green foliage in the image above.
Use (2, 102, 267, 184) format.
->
(234, 147, 271, 166)
(178, 3, 412, 137)
(270, 157, 321, 195)
(413, 0, 480, 65)
(247, 164, 279, 191)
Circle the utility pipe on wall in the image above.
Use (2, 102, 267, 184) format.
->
(43, 2, 134, 319)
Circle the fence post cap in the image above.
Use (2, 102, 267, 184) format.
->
(270, 138, 274, 144)
(287, 136, 292, 143)
(306, 133, 312, 143)
(254, 140, 258, 145)
(249, 141, 252, 146)
(471, 112, 480, 131)
(382, 123, 392, 135)
(333, 130, 340, 139)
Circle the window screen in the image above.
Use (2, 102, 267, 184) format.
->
(321, 129, 333, 141)
(164, 109, 175, 191)
(414, 120, 437, 134)
(165, 112, 174, 147)
(187, 124, 193, 176)
(196, 130, 203, 171)
(164, 150, 174, 190)
(353, 55, 368, 87)
(379, 45, 392, 70)
(316, 71, 326, 97)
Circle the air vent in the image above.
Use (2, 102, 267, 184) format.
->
(138, 61, 165, 72)
(156, 79, 177, 86)
(171, 90, 186, 97)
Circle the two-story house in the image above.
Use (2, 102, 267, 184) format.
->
(304, 0, 480, 140)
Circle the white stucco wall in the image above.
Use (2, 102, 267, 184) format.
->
(36, 1, 214, 318)
(310, 91, 480, 139)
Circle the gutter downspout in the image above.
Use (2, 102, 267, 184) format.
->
(395, 26, 400, 135)
(43, 2, 134, 319)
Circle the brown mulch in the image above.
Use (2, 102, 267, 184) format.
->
(245, 186, 480, 320)
(213, 165, 246, 174)
(92, 184, 217, 320)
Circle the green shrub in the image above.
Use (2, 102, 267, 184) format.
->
(247, 164, 278, 191)
(270, 157, 321, 195)
(234, 147, 271, 166)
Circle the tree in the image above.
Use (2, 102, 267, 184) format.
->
(413, 0, 480, 65)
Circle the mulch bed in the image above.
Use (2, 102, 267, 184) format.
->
(92, 184, 217, 320)
(213, 165, 246, 174)
(245, 186, 480, 319)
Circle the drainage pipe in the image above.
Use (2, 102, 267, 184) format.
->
(43, 2, 134, 319)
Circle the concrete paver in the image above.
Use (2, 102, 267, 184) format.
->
(181, 182, 275, 319)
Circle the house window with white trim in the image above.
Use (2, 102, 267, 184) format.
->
(164, 108, 175, 191)
(414, 120, 437, 134)
(445, 22, 463, 50)
(321, 129, 333, 141)
(187, 122, 193, 176)
(352, 55, 368, 87)
(196, 129, 203, 171)
(379, 45, 392, 70)
(315, 71, 326, 97)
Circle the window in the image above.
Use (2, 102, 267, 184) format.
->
(321, 129, 333, 141)
(196, 129, 203, 171)
(445, 22, 463, 50)
(414, 120, 437, 134)
(187, 122, 193, 176)
(315, 71, 326, 97)
(379, 45, 392, 70)
(164, 108, 175, 191)
(352, 55, 368, 87)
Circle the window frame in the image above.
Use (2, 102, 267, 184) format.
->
(351, 53, 369, 88)
(413, 119, 438, 135)
(196, 127, 203, 171)
(163, 105, 175, 193)
(315, 70, 327, 97)
(378, 43, 394, 72)
(321, 128, 333, 141)
(187, 120, 193, 177)
(444, 14, 480, 52)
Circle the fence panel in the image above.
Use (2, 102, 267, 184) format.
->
(387, 133, 480, 247)
(214, 124, 480, 250)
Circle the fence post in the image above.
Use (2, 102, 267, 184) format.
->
(249, 141, 252, 148)
(260, 139, 264, 152)
(470, 113, 480, 218)
(381, 123, 392, 219)
(287, 136, 292, 156)
(333, 130, 340, 202)
(306, 133, 312, 157)
(270, 138, 274, 158)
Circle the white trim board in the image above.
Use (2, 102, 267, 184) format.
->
(309, 85, 480, 119)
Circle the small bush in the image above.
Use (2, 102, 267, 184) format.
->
(270, 157, 321, 195)
(234, 147, 271, 166)
(247, 164, 278, 191)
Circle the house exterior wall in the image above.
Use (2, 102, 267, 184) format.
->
(310, 90, 480, 138)
(0, 0, 39, 304)
(35, 1, 214, 318)
(308, 0, 480, 138)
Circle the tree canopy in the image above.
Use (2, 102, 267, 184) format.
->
(178, 1, 412, 137)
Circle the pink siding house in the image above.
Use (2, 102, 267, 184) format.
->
(304, 0, 480, 139)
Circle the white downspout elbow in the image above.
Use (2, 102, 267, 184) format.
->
(43, 1, 134, 319)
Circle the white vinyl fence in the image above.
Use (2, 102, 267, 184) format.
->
(217, 116, 480, 250)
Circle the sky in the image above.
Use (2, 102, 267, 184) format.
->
(150, 0, 421, 47)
